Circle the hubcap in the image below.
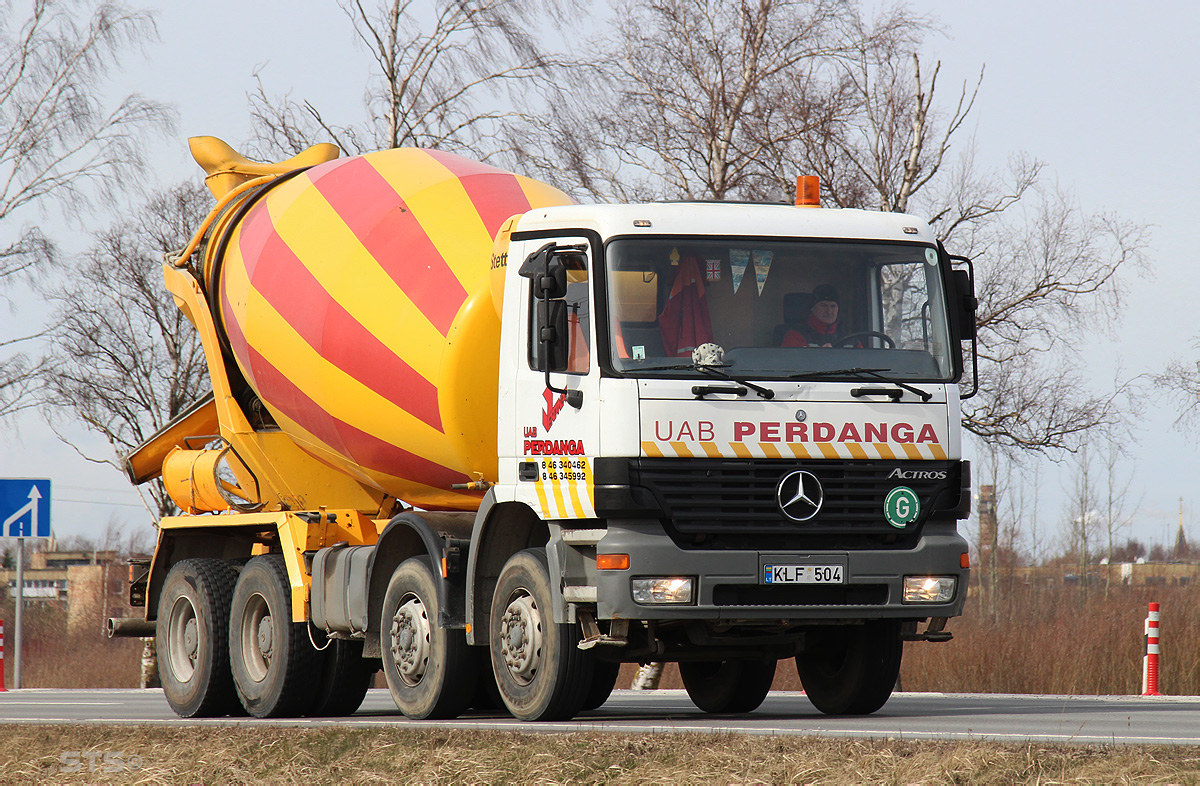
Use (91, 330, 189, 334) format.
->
(390, 594, 430, 686)
(167, 596, 200, 682)
(499, 590, 542, 685)
(239, 593, 273, 683)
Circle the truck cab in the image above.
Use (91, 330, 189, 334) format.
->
(493, 201, 972, 714)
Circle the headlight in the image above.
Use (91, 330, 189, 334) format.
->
(902, 576, 956, 603)
(631, 577, 694, 605)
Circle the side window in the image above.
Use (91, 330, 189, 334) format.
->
(879, 261, 932, 351)
(527, 246, 591, 374)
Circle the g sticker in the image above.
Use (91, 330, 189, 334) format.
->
(884, 486, 920, 529)
(924, 248, 938, 266)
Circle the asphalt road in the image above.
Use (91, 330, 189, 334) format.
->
(1, 689, 1198, 745)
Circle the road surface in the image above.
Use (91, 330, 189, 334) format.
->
(1, 689, 1198, 745)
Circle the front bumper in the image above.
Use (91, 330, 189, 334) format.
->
(576, 518, 968, 622)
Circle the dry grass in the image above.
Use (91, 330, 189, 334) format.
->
(7, 581, 1199, 696)
(619, 583, 1200, 695)
(0, 598, 143, 689)
(901, 583, 1197, 696)
(3, 725, 1200, 784)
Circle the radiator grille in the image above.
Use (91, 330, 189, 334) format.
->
(630, 458, 958, 537)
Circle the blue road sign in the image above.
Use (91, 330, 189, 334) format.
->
(0, 479, 51, 537)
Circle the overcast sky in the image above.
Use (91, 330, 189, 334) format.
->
(1, 0, 1197, 552)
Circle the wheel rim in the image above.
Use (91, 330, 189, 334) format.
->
(239, 592, 273, 683)
(166, 595, 200, 682)
(499, 588, 543, 686)
(390, 592, 431, 687)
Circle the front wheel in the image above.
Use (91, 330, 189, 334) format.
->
(582, 660, 621, 711)
(380, 556, 476, 719)
(679, 659, 776, 713)
(795, 620, 902, 715)
(489, 549, 594, 721)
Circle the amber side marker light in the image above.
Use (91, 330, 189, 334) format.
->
(795, 175, 820, 207)
(597, 553, 630, 570)
(960, 552, 970, 569)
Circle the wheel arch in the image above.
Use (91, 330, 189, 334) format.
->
(146, 527, 261, 621)
(363, 510, 474, 657)
(465, 499, 549, 645)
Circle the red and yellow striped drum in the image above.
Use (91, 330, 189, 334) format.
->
(209, 149, 570, 510)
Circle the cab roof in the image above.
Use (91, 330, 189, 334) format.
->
(513, 202, 937, 245)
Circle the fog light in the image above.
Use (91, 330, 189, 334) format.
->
(903, 576, 956, 603)
(631, 577, 694, 605)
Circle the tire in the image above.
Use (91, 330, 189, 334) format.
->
(156, 558, 240, 717)
(795, 620, 903, 715)
(229, 554, 320, 718)
(582, 659, 621, 711)
(679, 659, 776, 714)
(308, 636, 377, 717)
(380, 556, 477, 719)
(469, 648, 504, 712)
(489, 549, 594, 721)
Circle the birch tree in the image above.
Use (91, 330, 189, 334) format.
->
(517, 0, 922, 201)
(41, 182, 211, 518)
(0, 0, 173, 419)
(248, 0, 562, 158)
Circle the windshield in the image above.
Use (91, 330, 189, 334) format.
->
(605, 237, 956, 381)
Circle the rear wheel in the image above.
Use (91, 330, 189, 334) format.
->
(490, 549, 594, 721)
(795, 620, 902, 715)
(156, 559, 239, 717)
(679, 659, 776, 714)
(469, 648, 504, 711)
(380, 557, 476, 719)
(309, 636, 377, 717)
(229, 555, 320, 717)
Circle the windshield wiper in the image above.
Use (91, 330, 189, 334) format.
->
(695, 364, 775, 400)
(789, 367, 932, 402)
(634, 361, 775, 400)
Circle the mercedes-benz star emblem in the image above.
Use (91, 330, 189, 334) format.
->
(776, 470, 824, 522)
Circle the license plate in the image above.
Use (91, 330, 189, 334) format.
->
(763, 564, 844, 584)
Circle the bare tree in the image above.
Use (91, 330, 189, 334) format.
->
(789, 27, 1150, 453)
(40, 182, 212, 518)
(0, 0, 173, 418)
(1154, 355, 1200, 431)
(248, 0, 562, 158)
(962, 191, 1148, 452)
(518, 0, 923, 202)
(1061, 438, 1100, 594)
(1098, 436, 1138, 595)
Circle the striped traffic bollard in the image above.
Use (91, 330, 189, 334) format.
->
(0, 618, 5, 692)
(1143, 602, 1162, 696)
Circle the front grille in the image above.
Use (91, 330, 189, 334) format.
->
(630, 458, 959, 537)
(712, 583, 889, 606)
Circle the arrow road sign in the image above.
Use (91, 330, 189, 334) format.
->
(0, 479, 51, 538)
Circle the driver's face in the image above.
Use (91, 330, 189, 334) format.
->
(812, 300, 838, 325)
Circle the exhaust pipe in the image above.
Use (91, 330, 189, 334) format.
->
(107, 617, 156, 638)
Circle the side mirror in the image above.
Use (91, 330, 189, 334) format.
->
(535, 299, 570, 372)
(950, 268, 977, 341)
(520, 241, 587, 408)
(537, 261, 568, 299)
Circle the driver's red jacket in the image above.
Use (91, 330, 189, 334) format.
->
(782, 314, 849, 347)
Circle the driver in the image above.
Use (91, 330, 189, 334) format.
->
(781, 284, 851, 347)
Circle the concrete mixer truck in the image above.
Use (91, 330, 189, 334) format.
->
(113, 136, 976, 722)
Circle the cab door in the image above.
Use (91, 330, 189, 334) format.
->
(499, 234, 602, 521)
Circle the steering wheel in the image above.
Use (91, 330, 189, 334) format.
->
(836, 331, 895, 349)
